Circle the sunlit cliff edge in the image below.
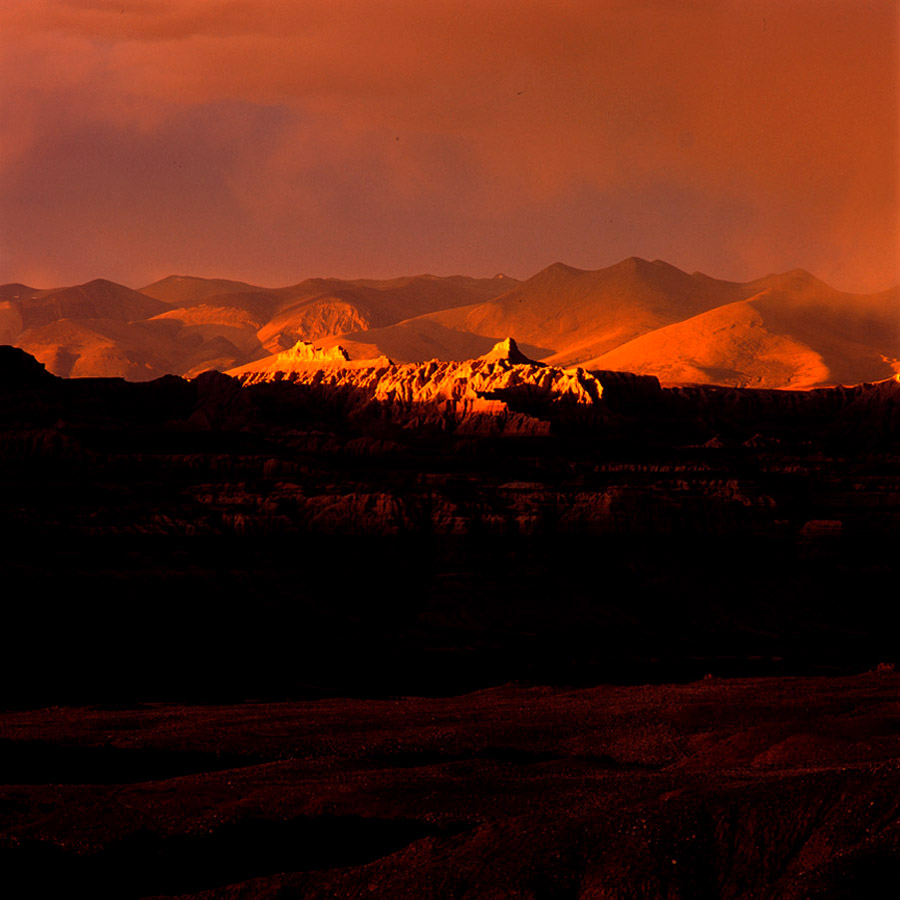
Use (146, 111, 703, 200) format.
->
(228, 337, 604, 436)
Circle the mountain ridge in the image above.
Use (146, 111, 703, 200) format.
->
(1, 259, 896, 388)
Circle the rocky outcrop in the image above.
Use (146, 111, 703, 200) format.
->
(2, 345, 899, 542)
(232, 337, 604, 435)
(266, 339, 351, 365)
(478, 336, 539, 366)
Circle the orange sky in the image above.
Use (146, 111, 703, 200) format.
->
(0, 0, 897, 291)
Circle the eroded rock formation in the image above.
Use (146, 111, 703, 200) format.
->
(231, 337, 604, 435)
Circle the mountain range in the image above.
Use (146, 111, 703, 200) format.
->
(2, 258, 897, 388)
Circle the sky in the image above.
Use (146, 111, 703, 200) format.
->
(0, 0, 897, 292)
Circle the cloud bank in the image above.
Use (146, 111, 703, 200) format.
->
(1, 0, 897, 290)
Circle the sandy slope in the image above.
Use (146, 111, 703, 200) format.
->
(586, 272, 900, 388)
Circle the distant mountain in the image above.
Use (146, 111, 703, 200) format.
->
(7, 279, 166, 331)
(315, 258, 744, 364)
(0, 273, 520, 380)
(584, 271, 900, 388)
(417, 257, 747, 365)
(1, 262, 896, 387)
(316, 259, 899, 387)
(1, 280, 173, 379)
(256, 274, 521, 353)
(139, 274, 269, 306)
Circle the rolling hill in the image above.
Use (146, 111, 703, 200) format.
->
(0, 261, 896, 386)
(310, 259, 899, 387)
(0, 273, 519, 379)
(584, 270, 900, 388)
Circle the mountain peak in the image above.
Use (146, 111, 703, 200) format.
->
(79, 277, 140, 293)
(612, 256, 663, 275)
(777, 268, 818, 284)
(543, 262, 584, 276)
(479, 337, 540, 365)
(754, 268, 830, 292)
(154, 274, 211, 284)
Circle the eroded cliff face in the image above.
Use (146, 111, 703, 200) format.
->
(1, 342, 899, 697)
(232, 338, 605, 435)
(2, 343, 899, 546)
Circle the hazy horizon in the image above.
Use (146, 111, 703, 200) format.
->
(5, 255, 898, 297)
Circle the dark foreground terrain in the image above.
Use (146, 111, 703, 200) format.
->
(1, 346, 899, 896)
(3, 674, 900, 900)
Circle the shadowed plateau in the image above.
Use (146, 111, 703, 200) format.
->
(1, 343, 899, 897)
